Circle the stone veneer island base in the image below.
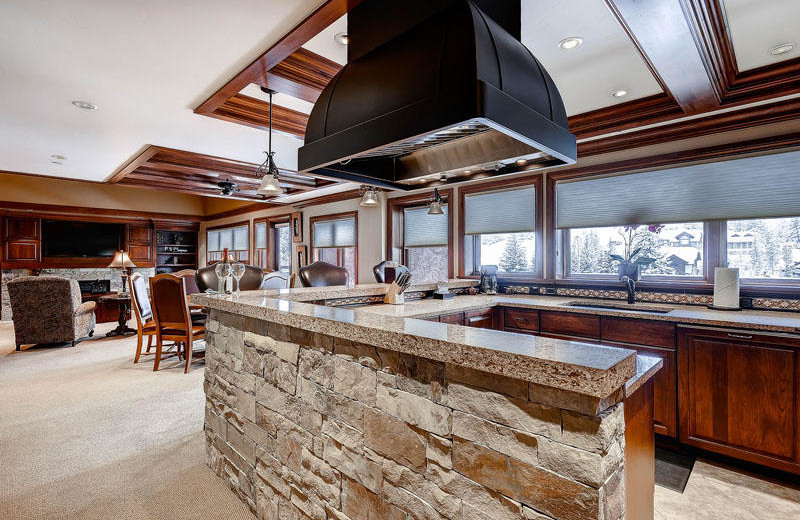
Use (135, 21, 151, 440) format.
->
(199, 291, 659, 520)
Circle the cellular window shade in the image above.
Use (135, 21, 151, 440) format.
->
(464, 187, 535, 235)
(218, 228, 233, 250)
(207, 230, 220, 252)
(313, 217, 356, 248)
(556, 150, 800, 229)
(233, 226, 249, 250)
(404, 205, 448, 247)
(255, 222, 267, 249)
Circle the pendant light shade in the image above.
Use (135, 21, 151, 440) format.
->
(360, 186, 379, 206)
(256, 87, 285, 197)
(427, 188, 445, 215)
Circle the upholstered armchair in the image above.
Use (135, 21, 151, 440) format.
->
(8, 276, 96, 350)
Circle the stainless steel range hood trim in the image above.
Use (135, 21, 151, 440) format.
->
(298, 82, 576, 189)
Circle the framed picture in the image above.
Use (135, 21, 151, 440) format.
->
(291, 212, 303, 243)
(295, 245, 307, 268)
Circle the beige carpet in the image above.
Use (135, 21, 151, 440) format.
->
(0, 320, 255, 520)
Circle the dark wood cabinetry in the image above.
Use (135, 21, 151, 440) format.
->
(503, 307, 539, 333)
(155, 227, 198, 274)
(3, 217, 41, 263)
(464, 308, 495, 329)
(126, 223, 154, 267)
(540, 310, 601, 340)
(678, 327, 800, 474)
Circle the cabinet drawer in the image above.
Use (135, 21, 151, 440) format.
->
(503, 308, 539, 332)
(465, 308, 494, 329)
(540, 311, 600, 339)
(439, 312, 464, 325)
(601, 317, 675, 349)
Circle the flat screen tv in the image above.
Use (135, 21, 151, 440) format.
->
(42, 220, 122, 258)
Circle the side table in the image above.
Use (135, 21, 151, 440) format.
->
(99, 294, 137, 337)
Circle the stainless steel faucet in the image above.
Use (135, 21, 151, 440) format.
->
(621, 276, 636, 304)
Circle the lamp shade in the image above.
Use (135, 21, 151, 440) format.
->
(108, 251, 137, 269)
(360, 188, 379, 206)
(257, 174, 284, 195)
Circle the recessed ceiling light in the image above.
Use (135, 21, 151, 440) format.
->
(770, 43, 795, 56)
(72, 100, 97, 110)
(516, 159, 527, 165)
(611, 89, 628, 98)
(558, 37, 583, 50)
(334, 32, 349, 45)
(464, 170, 471, 174)
(51, 154, 66, 160)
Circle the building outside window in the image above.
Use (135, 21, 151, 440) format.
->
(727, 217, 800, 279)
(403, 205, 449, 282)
(311, 213, 357, 283)
(462, 185, 537, 276)
(207, 223, 249, 264)
(568, 222, 704, 278)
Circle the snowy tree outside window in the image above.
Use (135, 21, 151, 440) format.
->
(480, 232, 536, 273)
(727, 217, 800, 279)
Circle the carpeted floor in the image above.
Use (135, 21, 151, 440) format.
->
(0, 320, 255, 520)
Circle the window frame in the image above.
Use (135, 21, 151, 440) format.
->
(253, 214, 292, 271)
(386, 189, 454, 279)
(309, 210, 359, 283)
(458, 176, 543, 280)
(206, 220, 250, 265)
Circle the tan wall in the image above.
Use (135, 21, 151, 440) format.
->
(0, 172, 205, 215)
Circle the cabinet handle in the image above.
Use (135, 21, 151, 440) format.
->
(468, 316, 490, 323)
(727, 333, 753, 340)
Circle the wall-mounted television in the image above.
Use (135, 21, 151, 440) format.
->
(42, 220, 122, 258)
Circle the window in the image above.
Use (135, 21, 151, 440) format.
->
(566, 222, 705, 278)
(207, 223, 249, 263)
(461, 182, 540, 277)
(311, 212, 357, 283)
(403, 205, 449, 282)
(254, 217, 292, 273)
(727, 217, 800, 280)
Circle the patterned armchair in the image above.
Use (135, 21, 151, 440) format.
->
(8, 276, 96, 350)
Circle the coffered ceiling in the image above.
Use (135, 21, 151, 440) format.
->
(1, 0, 798, 202)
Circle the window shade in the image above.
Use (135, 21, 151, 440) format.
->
(233, 226, 249, 250)
(207, 230, 220, 252)
(556, 150, 800, 229)
(255, 222, 267, 249)
(464, 187, 535, 235)
(218, 228, 233, 250)
(404, 205, 448, 247)
(313, 217, 356, 248)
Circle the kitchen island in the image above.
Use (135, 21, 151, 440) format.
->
(194, 283, 662, 520)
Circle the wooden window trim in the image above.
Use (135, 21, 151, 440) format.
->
(309, 210, 359, 283)
(386, 189, 454, 279)
(206, 219, 251, 264)
(253, 214, 292, 270)
(458, 176, 544, 280)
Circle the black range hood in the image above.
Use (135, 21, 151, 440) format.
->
(297, 0, 576, 190)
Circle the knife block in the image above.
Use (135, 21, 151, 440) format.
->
(383, 282, 405, 305)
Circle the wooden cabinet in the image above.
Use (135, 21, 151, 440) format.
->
(3, 217, 41, 264)
(439, 312, 465, 325)
(503, 307, 539, 333)
(465, 308, 495, 330)
(540, 310, 600, 340)
(678, 327, 800, 474)
(126, 223, 154, 267)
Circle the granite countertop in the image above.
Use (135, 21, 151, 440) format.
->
(193, 284, 639, 399)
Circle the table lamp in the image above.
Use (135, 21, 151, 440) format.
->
(108, 251, 137, 295)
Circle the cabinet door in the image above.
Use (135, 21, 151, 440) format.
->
(126, 224, 153, 265)
(540, 311, 600, 339)
(5, 217, 40, 240)
(439, 312, 464, 325)
(465, 308, 494, 329)
(503, 307, 539, 332)
(679, 328, 800, 471)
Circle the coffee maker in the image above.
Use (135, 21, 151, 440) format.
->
(478, 265, 499, 295)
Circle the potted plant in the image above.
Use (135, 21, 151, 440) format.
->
(609, 225, 662, 281)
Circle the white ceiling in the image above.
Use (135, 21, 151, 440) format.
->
(0, 0, 323, 182)
(303, 15, 348, 66)
(723, 0, 800, 72)
(521, 0, 662, 116)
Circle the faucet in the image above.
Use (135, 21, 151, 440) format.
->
(621, 276, 636, 304)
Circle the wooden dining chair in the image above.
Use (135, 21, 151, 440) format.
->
(129, 272, 157, 363)
(149, 273, 205, 373)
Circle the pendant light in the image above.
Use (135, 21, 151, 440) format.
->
(427, 187, 444, 215)
(256, 87, 284, 196)
(359, 185, 379, 206)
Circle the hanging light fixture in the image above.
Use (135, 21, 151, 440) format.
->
(359, 185, 380, 206)
(256, 87, 284, 196)
(427, 188, 445, 215)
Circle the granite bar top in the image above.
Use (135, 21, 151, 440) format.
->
(192, 286, 639, 399)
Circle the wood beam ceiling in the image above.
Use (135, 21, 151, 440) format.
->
(261, 47, 342, 104)
(109, 145, 336, 202)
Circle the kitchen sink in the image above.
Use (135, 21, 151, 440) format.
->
(565, 301, 672, 314)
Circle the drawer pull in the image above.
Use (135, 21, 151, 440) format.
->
(468, 316, 490, 323)
(727, 333, 753, 340)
